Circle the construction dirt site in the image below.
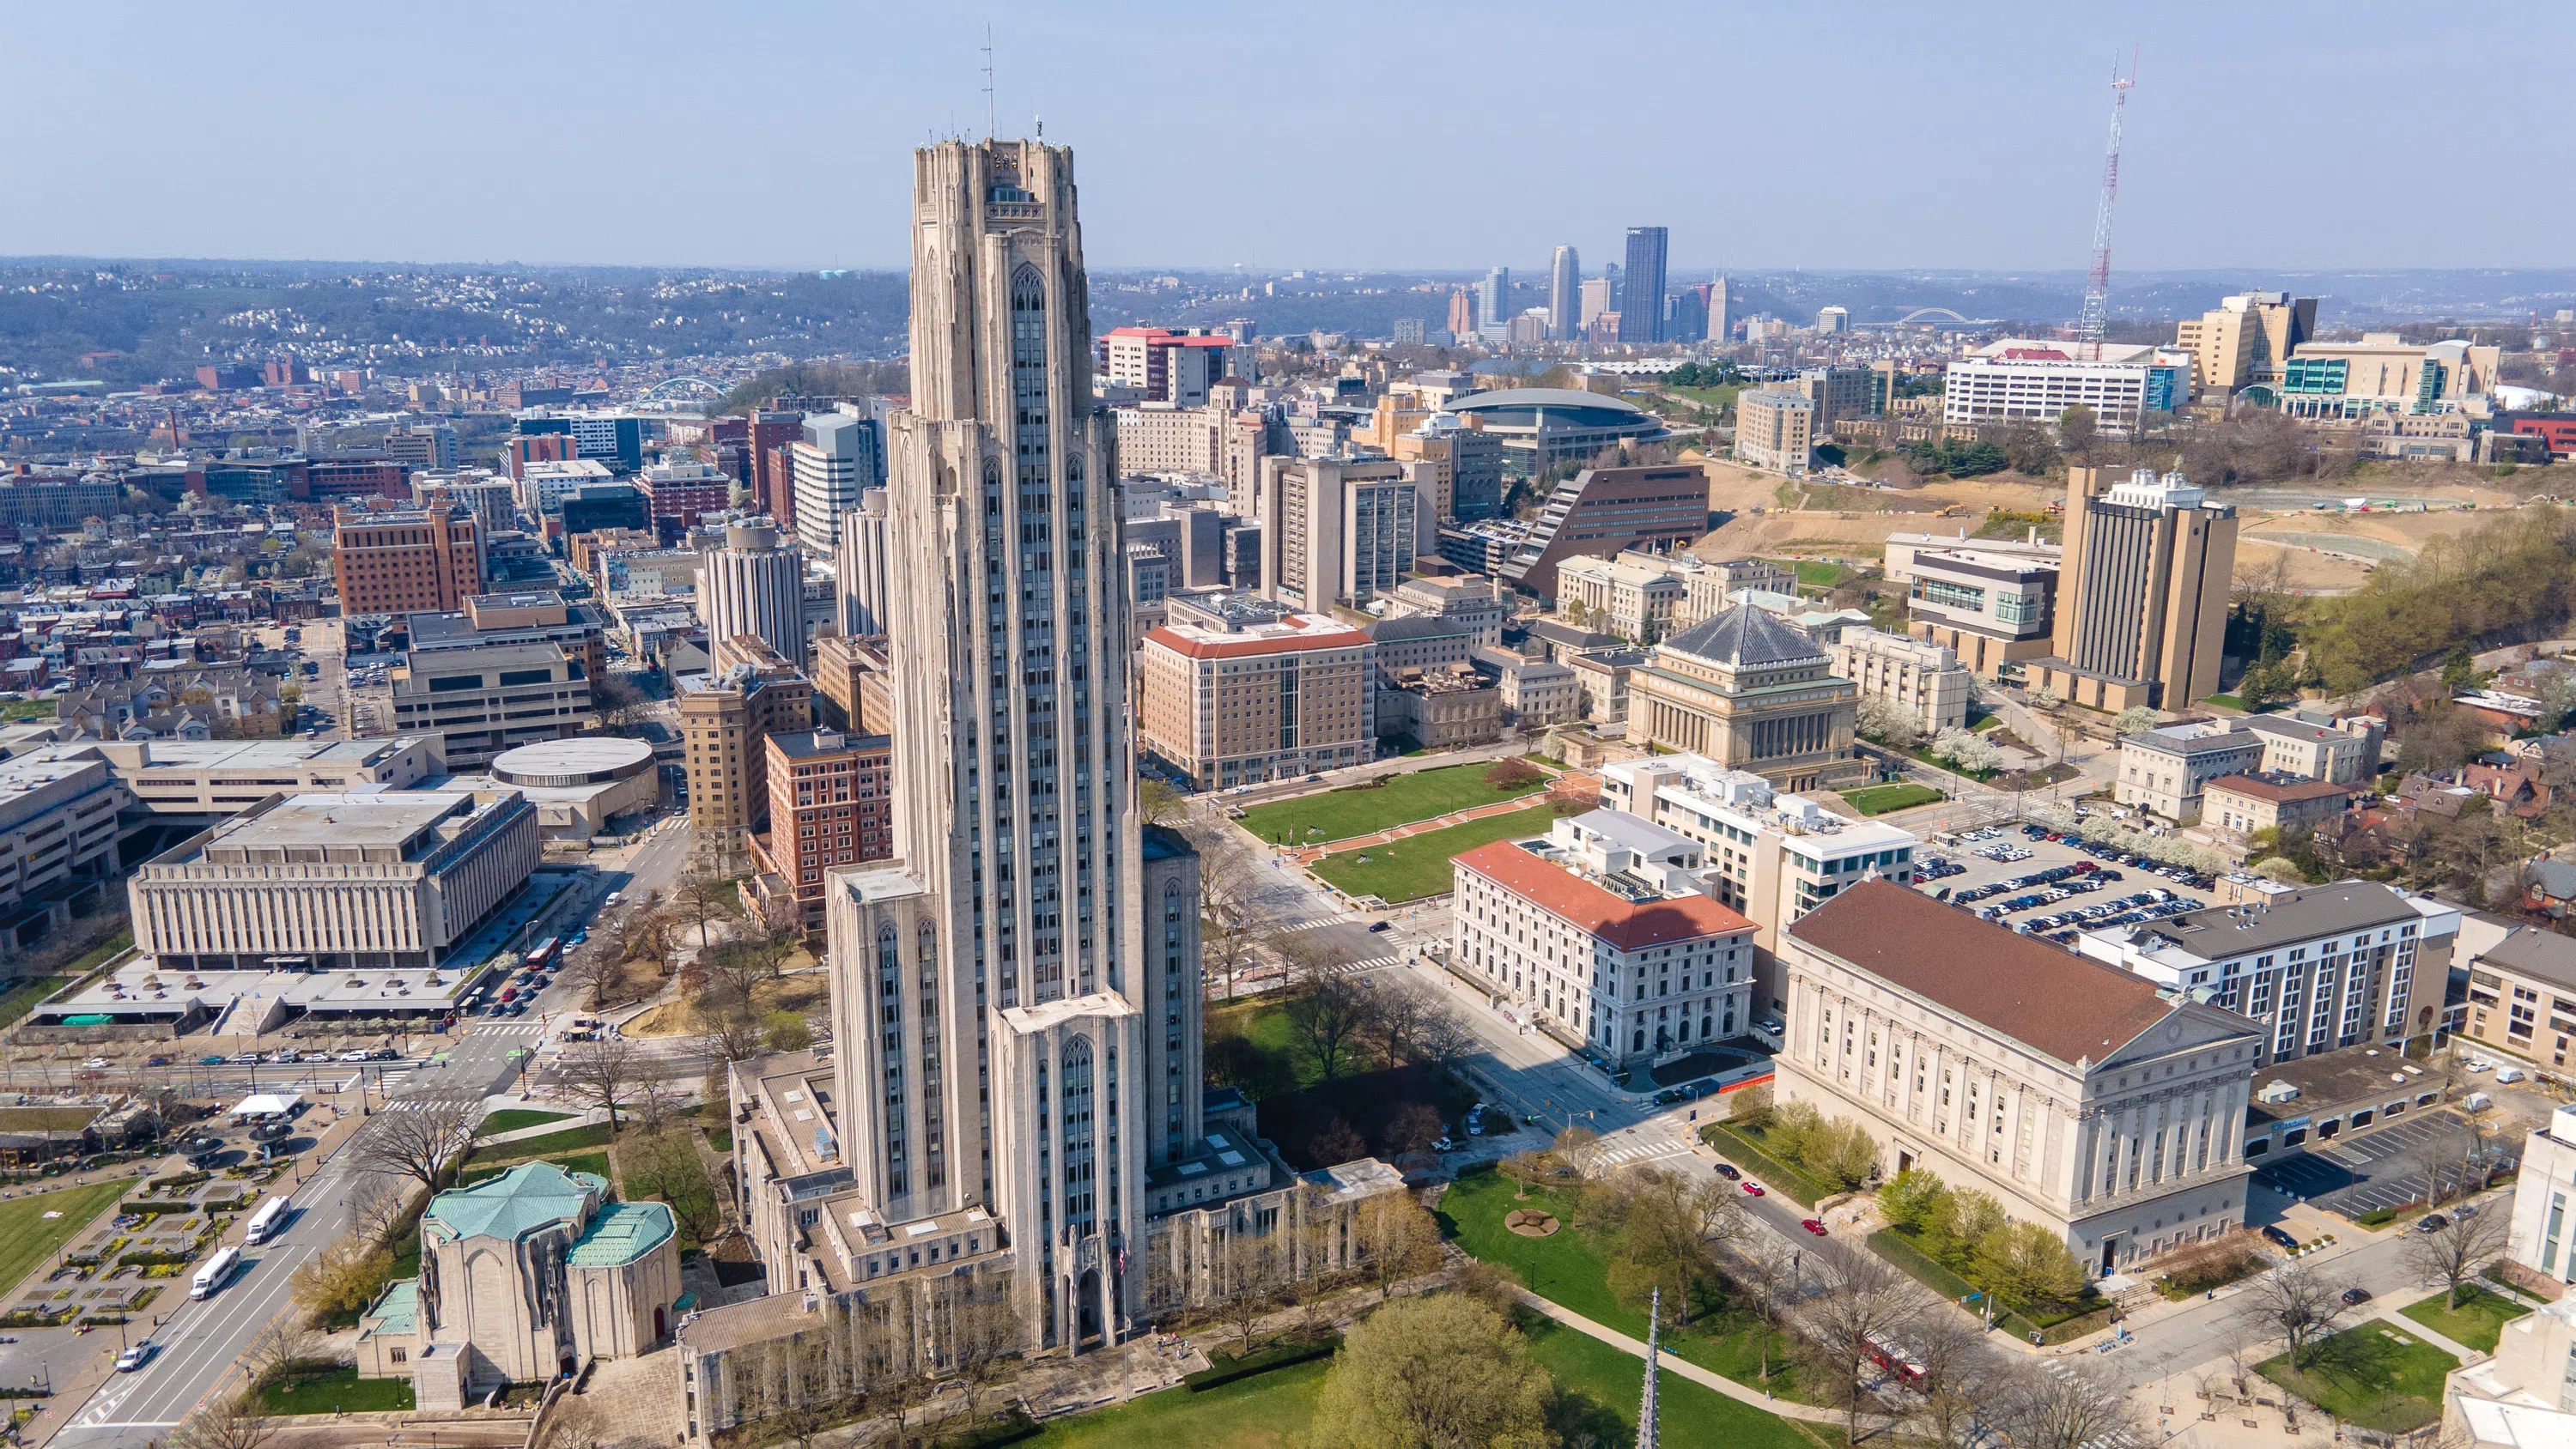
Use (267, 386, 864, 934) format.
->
(1684, 452, 2538, 595)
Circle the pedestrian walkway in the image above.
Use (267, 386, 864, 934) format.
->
(1510, 1288, 1843, 1423)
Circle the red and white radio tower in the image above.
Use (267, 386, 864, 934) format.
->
(2075, 49, 2139, 359)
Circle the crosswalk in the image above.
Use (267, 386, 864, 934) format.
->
(1584, 1134, 1693, 1169)
(471, 1022, 548, 1039)
(1333, 954, 1402, 976)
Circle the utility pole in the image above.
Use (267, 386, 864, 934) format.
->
(2075, 50, 2139, 360)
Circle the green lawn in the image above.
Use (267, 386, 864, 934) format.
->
(0, 1179, 135, 1298)
(466, 1122, 614, 1161)
(1838, 783, 1943, 816)
(2258, 1325, 2458, 1434)
(1668, 384, 1744, 410)
(1522, 1315, 1828, 1449)
(705, 1125, 733, 1154)
(1789, 560, 1850, 590)
(475, 1108, 572, 1137)
(2399, 1286, 2531, 1353)
(258, 1366, 416, 1415)
(0, 700, 58, 721)
(1011, 1317, 1820, 1449)
(1698, 1123, 1830, 1209)
(0, 976, 70, 1030)
(1310, 802, 1564, 903)
(1207, 998, 1310, 1085)
(1024, 1358, 1326, 1448)
(1236, 763, 1549, 847)
(1439, 1168, 1805, 1398)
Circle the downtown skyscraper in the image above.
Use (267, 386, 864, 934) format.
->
(1549, 245, 1580, 341)
(1623, 225, 1670, 343)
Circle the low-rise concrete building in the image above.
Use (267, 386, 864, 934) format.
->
(2116, 722, 2263, 823)
(1380, 664, 1501, 749)
(1780, 880, 2261, 1277)
(1829, 627, 1973, 735)
(0, 752, 131, 950)
(2237, 1042, 2450, 1164)
(1473, 647, 1581, 726)
(1899, 548, 2061, 682)
(2462, 925, 2576, 1069)
(1554, 555, 1686, 643)
(343, 641, 598, 771)
(2504, 1100, 2576, 1300)
(2202, 773, 2354, 846)
(2239, 712, 2381, 785)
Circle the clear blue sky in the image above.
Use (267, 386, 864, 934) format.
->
(5, 2, 2563, 273)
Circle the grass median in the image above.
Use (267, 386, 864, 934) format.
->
(2399, 1286, 2531, 1353)
(1237, 762, 1549, 847)
(1309, 801, 1565, 903)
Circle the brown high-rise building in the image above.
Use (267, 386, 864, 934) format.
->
(810, 633, 893, 735)
(2026, 465, 2238, 712)
(748, 409, 804, 523)
(1445, 287, 1476, 338)
(748, 726, 894, 934)
(677, 634, 813, 859)
(331, 505, 483, 616)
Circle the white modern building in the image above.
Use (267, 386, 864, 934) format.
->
(515, 458, 616, 518)
(2075, 881, 2458, 1068)
(1942, 353, 2174, 435)
(1596, 752, 1916, 1022)
(0, 752, 131, 950)
(1453, 810, 1757, 1068)
(790, 411, 881, 557)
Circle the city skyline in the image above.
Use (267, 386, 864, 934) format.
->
(8, 3, 2573, 273)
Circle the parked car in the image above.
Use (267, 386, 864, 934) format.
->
(2340, 1287, 2372, 1306)
(115, 1341, 158, 1372)
(2260, 1224, 2300, 1251)
(1713, 1163, 1740, 1179)
(1740, 1180, 1765, 1197)
(1800, 1219, 1828, 1237)
(337, 1050, 373, 1063)
(2417, 1214, 2451, 1234)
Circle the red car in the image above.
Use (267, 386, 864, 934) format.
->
(1740, 1180, 1765, 1196)
(1800, 1219, 1828, 1236)
(2073, 861, 2098, 873)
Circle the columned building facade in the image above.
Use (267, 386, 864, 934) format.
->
(1625, 604, 1869, 793)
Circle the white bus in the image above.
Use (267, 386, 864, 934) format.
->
(191, 1246, 241, 1300)
(244, 1197, 291, 1246)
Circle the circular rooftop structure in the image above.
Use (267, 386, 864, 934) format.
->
(1445, 387, 1650, 426)
(492, 737, 655, 789)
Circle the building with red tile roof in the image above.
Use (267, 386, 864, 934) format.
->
(1453, 811, 1754, 1069)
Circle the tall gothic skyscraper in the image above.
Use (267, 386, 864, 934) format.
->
(820, 137, 1191, 1353)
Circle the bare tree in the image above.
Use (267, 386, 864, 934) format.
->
(346, 1099, 473, 1196)
(561, 1036, 640, 1135)
(346, 1171, 409, 1246)
(161, 1391, 278, 1449)
(562, 940, 623, 1011)
(1911, 1309, 1995, 1449)
(945, 1282, 1025, 1431)
(1986, 1356, 2147, 1449)
(1553, 1124, 1604, 1179)
(1214, 1225, 1287, 1354)
(671, 869, 738, 949)
(1187, 820, 1267, 998)
(240, 1319, 326, 1386)
(2405, 1209, 2509, 1310)
(538, 1400, 609, 1449)
(1281, 937, 1371, 1082)
(1788, 1239, 1938, 1440)
(1353, 1191, 1445, 1299)
(2233, 1260, 2352, 1371)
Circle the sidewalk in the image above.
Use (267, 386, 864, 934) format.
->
(1510, 1288, 1843, 1423)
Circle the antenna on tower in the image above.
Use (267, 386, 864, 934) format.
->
(981, 24, 996, 141)
(2075, 47, 2139, 361)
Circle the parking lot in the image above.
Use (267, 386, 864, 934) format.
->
(1910, 825, 2227, 942)
(2252, 1110, 2519, 1216)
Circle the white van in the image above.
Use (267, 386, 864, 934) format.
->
(2494, 1065, 2527, 1084)
(192, 1246, 241, 1300)
(244, 1197, 290, 1246)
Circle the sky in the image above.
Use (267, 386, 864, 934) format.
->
(6, 2, 2569, 275)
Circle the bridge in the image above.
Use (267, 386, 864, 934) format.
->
(1856, 307, 2001, 329)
